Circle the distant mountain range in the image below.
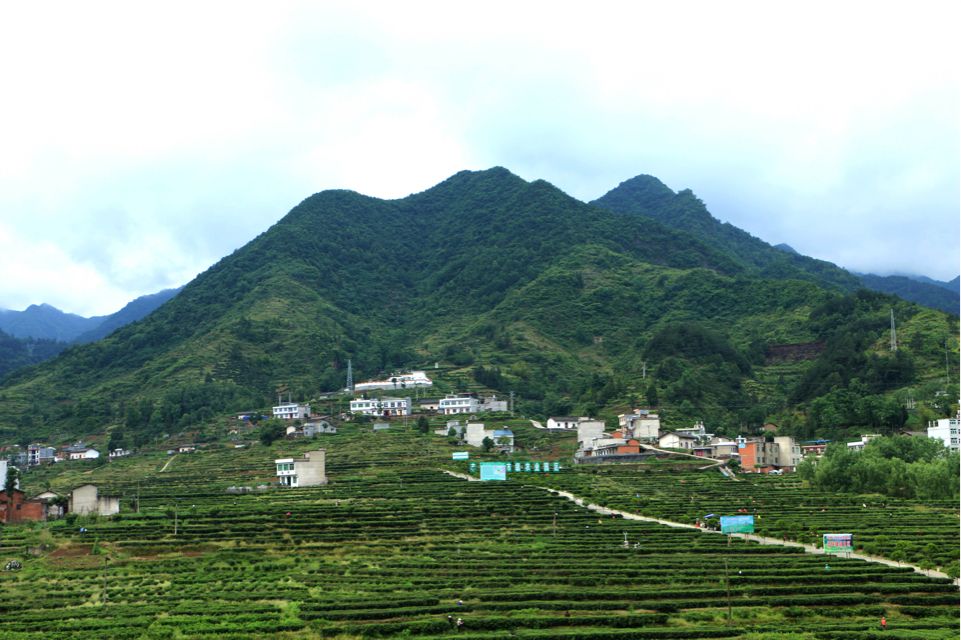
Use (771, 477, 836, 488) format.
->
(0, 289, 181, 379)
(0, 288, 181, 343)
(0, 167, 956, 447)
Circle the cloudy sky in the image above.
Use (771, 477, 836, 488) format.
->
(1, 1, 957, 317)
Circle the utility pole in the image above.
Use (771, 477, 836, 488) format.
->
(509, 391, 515, 415)
(552, 511, 557, 537)
(173, 504, 179, 536)
(890, 309, 897, 352)
(642, 361, 647, 379)
(102, 555, 108, 604)
(346, 359, 353, 393)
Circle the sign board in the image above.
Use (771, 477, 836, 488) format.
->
(720, 515, 755, 534)
(822, 533, 853, 554)
(452, 452, 469, 460)
(479, 462, 508, 481)
(552, 462, 560, 472)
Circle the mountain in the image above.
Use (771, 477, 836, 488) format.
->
(0, 303, 102, 342)
(774, 243, 799, 254)
(902, 274, 960, 292)
(72, 288, 182, 344)
(856, 274, 959, 316)
(591, 175, 862, 291)
(0, 168, 956, 446)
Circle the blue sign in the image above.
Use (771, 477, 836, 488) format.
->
(479, 462, 508, 481)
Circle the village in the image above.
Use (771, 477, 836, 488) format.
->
(4, 369, 958, 526)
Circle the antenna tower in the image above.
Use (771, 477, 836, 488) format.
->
(346, 359, 354, 392)
(889, 309, 897, 352)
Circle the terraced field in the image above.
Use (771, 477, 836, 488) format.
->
(515, 462, 960, 572)
(3, 425, 958, 638)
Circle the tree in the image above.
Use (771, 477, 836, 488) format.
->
(482, 436, 494, 452)
(645, 382, 659, 407)
(5, 465, 19, 494)
(416, 415, 430, 434)
(258, 419, 286, 446)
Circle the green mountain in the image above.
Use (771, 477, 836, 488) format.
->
(592, 175, 862, 291)
(856, 274, 959, 315)
(0, 168, 956, 446)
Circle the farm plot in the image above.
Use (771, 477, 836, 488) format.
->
(3, 427, 958, 639)
(511, 465, 961, 573)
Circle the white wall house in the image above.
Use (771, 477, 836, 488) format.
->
(927, 416, 960, 451)
(354, 371, 433, 392)
(349, 397, 412, 417)
(69, 484, 120, 516)
(619, 410, 661, 442)
(273, 402, 311, 421)
(547, 417, 580, 430)
(773, 436, 802, 469)
(275, 450, 327, 488)
(658, 432, 697, 450)
(439, 394, 480, 415)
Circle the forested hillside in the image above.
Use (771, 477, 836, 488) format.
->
(0, 168, 956, 446)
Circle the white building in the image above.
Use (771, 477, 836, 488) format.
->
(658, 432, 697, 450)
(478, 395, 509, 412)
(349, 397, 412, 417)
(69, 484, 120, 516)
(273, 402, 311, 421)
(0, 460, 19, 490)
(275, 449, 327, 488)
(439, 394, 480, 415)
(547, 416, 579, 430)
(773, 436, 802, 469)
(464, 423, 514, 452)
(927, 416, 960, 451)
(846, 434, 881, 451)
(353, 371, 433, 392)
(618, 410, 661, 442)
(63, 443, 100, 461)
(576, 419, 607, 449)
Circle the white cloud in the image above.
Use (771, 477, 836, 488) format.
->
(0, 1, 957, 315)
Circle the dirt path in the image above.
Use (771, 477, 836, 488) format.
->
(159, 454, 178, 473)
(440, 469, 956, 583)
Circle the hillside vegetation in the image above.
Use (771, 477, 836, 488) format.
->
(0, 168, 956, 446)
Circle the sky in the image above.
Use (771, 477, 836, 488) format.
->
(1, 1, 958, 317)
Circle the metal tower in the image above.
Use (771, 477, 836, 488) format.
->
(346, 359, 354, 392)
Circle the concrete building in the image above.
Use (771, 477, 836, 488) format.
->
(577, 419, 607, 449)
(353, 371, 432, 392)
(439, 394, 480, 415)
(63, 443, 100, 460)
(546, 416, 580, 430)
(846, 434, 881, 451)
(773, 436, 802, 470)
(618, 409, 661, 442)
(69, 484, 120, 516)
(27, 444, 56, 466)
(275, 449, 327, 488)
(349, 397, 412, 417)
(478, 395, 509, 413)
(658, 432, 698, 450)
(273, 402, 311, 421)
(927, 416, 960, 451)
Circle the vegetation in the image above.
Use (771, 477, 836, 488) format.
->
(0, 168, 957, 447)
(2, 422, 958, 638)
(797, 436, 960, 501)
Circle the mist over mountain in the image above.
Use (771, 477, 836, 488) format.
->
(0, 168, 956, 447)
